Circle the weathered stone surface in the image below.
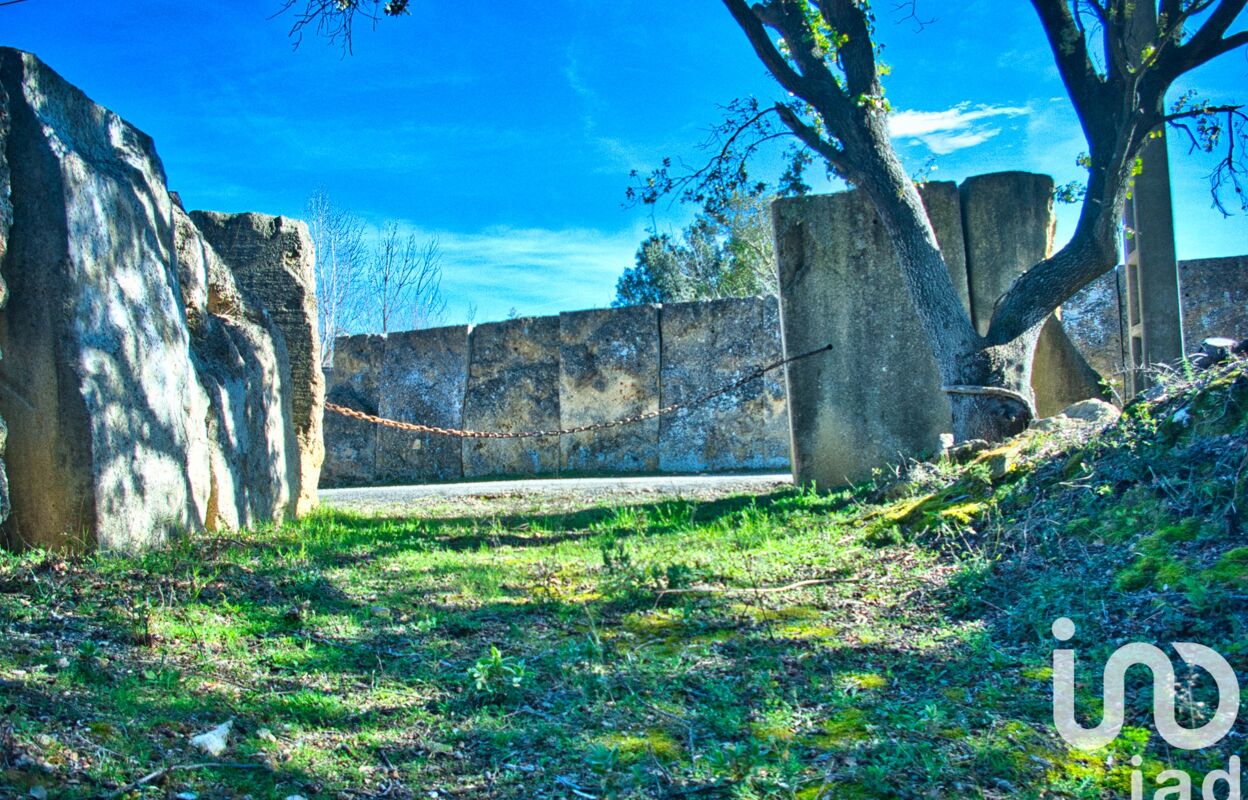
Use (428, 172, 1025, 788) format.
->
(1060, 270, 1124, 391)
(321, 334, 385, 488)
(772, 183, 968, 489)
(463, 317, 560, 478)
(0, 49, 205, 551)
(960, 171, 1106, 413)
(1180, 256, 1248, 345)
(559, 305, 659, 474)
(659, 296, 788, 473)
(376, 325, 469, 484)
(1033, 316, 1110, 417)
(175, 207, 296, 530)
(191, 211, 324, 515)
(1061, 256, 1248, 400)
(959, 172, 1057, 335)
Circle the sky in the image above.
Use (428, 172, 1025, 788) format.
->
(2, 1, 1245, 326)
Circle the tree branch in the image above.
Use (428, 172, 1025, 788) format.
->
(721, 0, 817, 102)
(775, 102, 850, 177)
(1029, 0, 1110, 143)
(1159, 0, 1248, 79)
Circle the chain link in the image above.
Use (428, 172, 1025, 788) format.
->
(325, 342, 834, 439)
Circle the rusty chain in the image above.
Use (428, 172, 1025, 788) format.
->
(325, 342, 834, 439)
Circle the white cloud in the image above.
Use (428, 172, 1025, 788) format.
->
(889, 103, 1031, 155)
(387, 222, 647, 323)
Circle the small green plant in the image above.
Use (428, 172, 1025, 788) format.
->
(468, 646, 526, 698)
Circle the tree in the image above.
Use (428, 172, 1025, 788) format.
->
(306, 191, 367, 367)
(368, 221, 447, 334)
(614, 190, 780, 306)
(640, 0, 1247, 442)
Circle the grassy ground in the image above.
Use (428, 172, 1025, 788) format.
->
(2, 360, 1247, 799)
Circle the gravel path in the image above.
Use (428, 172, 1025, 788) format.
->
(319, 473, 793, 515)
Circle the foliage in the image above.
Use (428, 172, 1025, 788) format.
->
(614, 190, 779, 306)
(467, 646, 527, 699)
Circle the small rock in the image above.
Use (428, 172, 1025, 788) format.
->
(946, 439, 991, 464)
(29, 787, 48, 800)
(285, 795, 308, 800)
(54, 657, 70, 670)
(1029, 415, 1071, 433)
(174, 793, 199, 800)
(255, 727, 276, 742)
(1171, 407, 1192, 426)
(1061, 398, 1121, 426)
(190, 719, 233, 757)
(369, 605, 392, 619)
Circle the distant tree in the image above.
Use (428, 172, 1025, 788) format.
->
(369, 221, 447, 334)
(614, 190, 780, 307)
(306, 191, 367, 367)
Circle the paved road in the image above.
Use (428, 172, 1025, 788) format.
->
(320, 473, 792, 514)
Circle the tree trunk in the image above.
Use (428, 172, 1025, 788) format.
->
(848, 135, 1042, 443)
(946, 332, 1043, 442)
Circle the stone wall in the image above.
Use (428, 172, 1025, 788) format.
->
(0, 48, 323, 551)
(1062, 255, 1248, 396)
(321, 295, 791, 486)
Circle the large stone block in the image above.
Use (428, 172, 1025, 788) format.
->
(659, 296, 788, 473)
(772, 183, 969, 489)
(175, 207, 296, 530)
(559, 305, 659, 474)
(960, 171, 1106, 412)
(0, 49, 207, 551)
(463, 317, 560, 478)
(191, 210, 324, 515)
(321, 334, 385, 488)
(376, 325, 469, 484)
(960, 172, 1057, 335)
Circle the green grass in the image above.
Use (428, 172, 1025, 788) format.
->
(2, 360, 1247, 798)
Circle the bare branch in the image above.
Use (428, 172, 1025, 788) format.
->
(891, 1, 935, 32)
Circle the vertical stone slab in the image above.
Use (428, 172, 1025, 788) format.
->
(376, 325, 469, 484)
(772, 183, 968, 490)
(190, 211, 324, 516)
(175, 207, 296, 530)
(321, 334, 385, 487)
(1032, 317, 1111, 416)
(462, 317, 560, 478)
(959, 171, 1106, 412)
(659, 296, 789, 473)
(559, 305, 659, 474)
(960, 172, 1057, 336)
(0, 49, 205, 551)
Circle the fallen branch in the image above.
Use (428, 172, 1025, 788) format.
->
(656, 577, 849, 598)
(106, 762, 261, 799)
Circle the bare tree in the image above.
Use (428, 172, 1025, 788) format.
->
(369, 221, 447, 334)
(306, 191, 367, 367)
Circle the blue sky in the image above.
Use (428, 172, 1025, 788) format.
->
(2, 1, 1245, 325)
